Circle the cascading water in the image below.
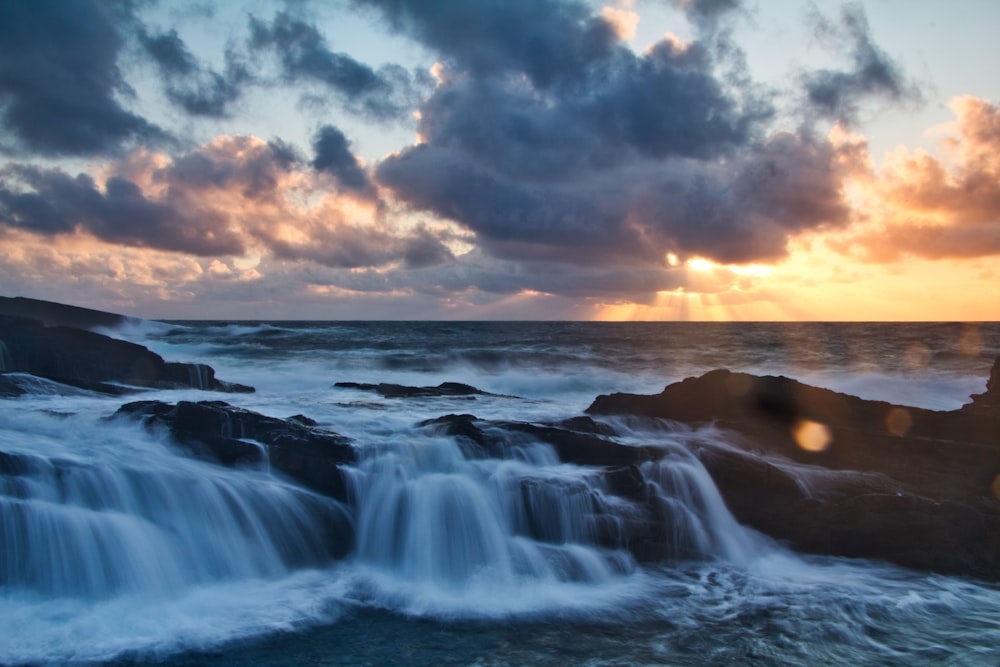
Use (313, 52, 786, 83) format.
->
(1, 408, 770, 604)
(347, 427, 767, 595)
(639, 451, 767, 563)
(6, 320, 1000, 664)
(0, 340, 10, 373)
(0, 414, 352, 602)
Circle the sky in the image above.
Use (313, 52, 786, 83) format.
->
(0, 0, 998, 321)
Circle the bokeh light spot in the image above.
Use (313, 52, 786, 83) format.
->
(885, 407, 913, 436)
(959, 325, 983, 357)
(991, 474, 1000, 501)
(904, 342, 931, 370)
(793, 419, 832, 452)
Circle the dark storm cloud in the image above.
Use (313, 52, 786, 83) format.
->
(262, 221, 455, 271)
(311, 125, 377, 199)
(364, 0, 858, 270)
(378, 131, 847, 266)
(0, 0, 162, 155)
(358, 0, 618, 88)
(674, 0, 744, 29)
(138, 28, 251, 117)
(802, 4, 920, 125)
(401, 226, 456, 269)
(248, 11, 416, 121)
(0, 164, 243, 255)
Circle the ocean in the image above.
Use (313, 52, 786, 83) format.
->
(3, 321, 1000, 666)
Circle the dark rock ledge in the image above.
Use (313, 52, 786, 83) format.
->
(115, 400, 355, 501)
(334, 381, 516, 399)
(586, 359, 1000, 579)
(0, 297, 252, 395)
(0, 295, 128, 329)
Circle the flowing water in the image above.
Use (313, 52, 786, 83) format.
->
(2, 321, 1000, 665)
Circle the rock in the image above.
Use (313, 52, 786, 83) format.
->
(555, 416, 619, 437)
(115, 400, 356, 501)
(0, 375, 24, 398)
(416, 413, 713, 563)
(0, 314, 253, 394)
(964, 357, 1000, 415)
(496, 421, 660, 467)
(0, 295, 127, 330)
(335, 381, 513, 399)
(419, 413, 658, 466)
(586, 366, 1000, 492)
(585, 361, 1000, 579)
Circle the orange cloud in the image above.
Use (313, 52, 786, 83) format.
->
(600, 5, 639, 41)
(830, 95, 1000, 262)
(1, 134, 456, 272)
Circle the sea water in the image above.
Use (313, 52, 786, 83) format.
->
(2, 321, 1000, 665)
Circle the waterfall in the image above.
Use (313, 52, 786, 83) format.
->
(0, 398, 770, 644)
(349, 436, 636, 589)
(0, 431, 351, 601)
(639, 449, 767, 563)
(188, 363, 213, 390)
(347, 430, 767, 591)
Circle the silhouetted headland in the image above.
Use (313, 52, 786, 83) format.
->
(0, 296, 253, 394)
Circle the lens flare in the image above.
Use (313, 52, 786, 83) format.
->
(885, 407, 913, 436)
(792, 419, 832, 452)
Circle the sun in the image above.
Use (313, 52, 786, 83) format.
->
(686, 258, 716, 272)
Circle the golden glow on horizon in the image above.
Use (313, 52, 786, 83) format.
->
(686, 258, 715, 271)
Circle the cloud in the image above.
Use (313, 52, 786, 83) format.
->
(0, 132, 455, 270)
(366, 0, 856, 273)
(138, 27, 251, 117)
(0, 0, 162, 155)
(359, 0, 620, 89)
(248, 11, 417, 121)
(674, 0, 743, 29)
(0, 163, 243, 255)
(311, 125, 378, 199)
(829, 96, 1000, 262)
(600, 5, 640, 41)
(801, 4, 920, 125)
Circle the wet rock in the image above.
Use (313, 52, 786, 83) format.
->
(555, 416, 618, 437)
(601, 464, 648, 503)
(0, 314, 253, 394)
(497, 421, 660, 467)
(115, 400, 356, 501)
(0, 375, 25, 398)
(0, 295, 127, 330)
(420, 413, 659, 467)
(335, 381, 512, 399)
(586, 361, 1000, 579)
(964, 357, 1000, 416)
(419, 413, 489, 448)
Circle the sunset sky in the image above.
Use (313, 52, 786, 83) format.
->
(1, 0, 998, 320)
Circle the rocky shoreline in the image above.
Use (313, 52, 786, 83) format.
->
(587, 361, 1000, 578)
(3, 295, 1000, 580)
(0, 296, 253, 395)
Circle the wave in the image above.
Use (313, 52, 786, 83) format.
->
(4, 321, 1000, 663)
